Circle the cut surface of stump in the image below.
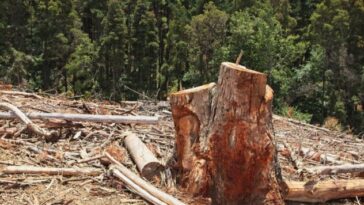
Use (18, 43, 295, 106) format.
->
(170, 62, 284, 204)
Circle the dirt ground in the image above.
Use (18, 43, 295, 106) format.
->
(0, 92, 363, 205)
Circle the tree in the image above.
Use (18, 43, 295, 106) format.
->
(308, 0, 363, 130)
(65, 20, 97, 95)
(227, 2, 305, 108)
(30, 0, 81, 90)
(97, 0, 128, 99)
(186, 2, 228, 83)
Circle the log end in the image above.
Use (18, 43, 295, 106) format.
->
(141, 162, 165, 181)
(222, 62, 266, 76)
(169, 83, 216, 107)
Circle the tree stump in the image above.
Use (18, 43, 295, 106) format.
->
(170, 62, 284, 204)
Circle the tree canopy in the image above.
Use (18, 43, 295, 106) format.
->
(0, 0, 363, 132)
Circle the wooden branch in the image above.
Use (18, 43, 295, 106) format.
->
(0, 102, 57, 140)
(0, 111, 159, 124)
(124, 85, 152, 100)
(306, 163, 364, 175)
(235, 50, 244, 64)
(282, 142, 302, 170)
(300, 147, 346, 165)
(124, 132, 164, 180)
(105, 152, 186, 205)
(1, 165, 102, 176)
(110, 168, 167, 205)
(273, 115, 330, 133)
(0, 90, 43, 99)
(285, 179, 364, 203)
(0, 127, 17, 135)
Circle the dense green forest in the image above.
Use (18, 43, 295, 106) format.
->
(0, 0, 363, 132)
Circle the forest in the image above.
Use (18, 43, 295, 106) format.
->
(0, 0, 363, 133)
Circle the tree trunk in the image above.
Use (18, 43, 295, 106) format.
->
(170, 62, 284, 204)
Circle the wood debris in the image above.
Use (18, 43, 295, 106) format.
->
(0, 88, 363, 205)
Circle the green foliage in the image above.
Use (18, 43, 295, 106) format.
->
(5, 48, 34, 85)
(65, 27, 97, 94)
(0, 0, 363, 133)
(227, 2, 306, 108)
(186, 2, 228, 83)
(279, 105, 313, 123)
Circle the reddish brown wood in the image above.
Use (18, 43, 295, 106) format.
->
(169, 82, 216, 194)
(170, 62, 284, 204)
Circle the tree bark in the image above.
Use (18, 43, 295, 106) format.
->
(169, 82, 216, 194)
(170, 62, 284, 204)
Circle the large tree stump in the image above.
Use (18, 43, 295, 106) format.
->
(170, 62, 284, 204)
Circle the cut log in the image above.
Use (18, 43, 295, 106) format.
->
(306, 163, 364, 175)
(0, 111, 158, 124)
(105, 152, 186, 205)
(1, 165, 102, 176)
(285, 179, 364, 203)
(170, 62, 284, 204)
(124, 132, 164, 180)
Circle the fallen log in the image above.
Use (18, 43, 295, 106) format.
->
(1, 165, 102, 176)
(0, 111, 158, 124)
(285, 179, 364, 203)
(0, 102, 58, 141)
(306, 163, 364, 175)
(170, 62, 284, 204)
(105, 152, 186, 205)
(124, 132, 164, 180)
